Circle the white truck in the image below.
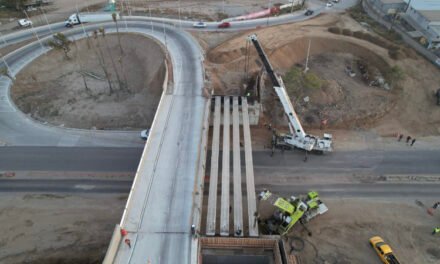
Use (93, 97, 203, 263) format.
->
(64, 12, 120, 27)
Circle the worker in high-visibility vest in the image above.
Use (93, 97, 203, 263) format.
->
(432, 227, 440, 235)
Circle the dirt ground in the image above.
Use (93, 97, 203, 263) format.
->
(289, 198, 440, 264)
(203, 13, 440, 137)
(0, 193, 127, 264)
(127, 0, 287, 21)
(11, 33, 166, 130)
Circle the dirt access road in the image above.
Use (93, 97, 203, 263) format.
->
(289, 198, 440, 264)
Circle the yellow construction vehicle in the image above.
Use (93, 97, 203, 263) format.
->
(369, 236, 401, 264)
(258, 190, 328, 235)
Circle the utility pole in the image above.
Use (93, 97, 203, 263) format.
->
(304, 39, 311, 73)
(39, 7, 53, 35)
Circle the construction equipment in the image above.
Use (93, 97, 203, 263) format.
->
(247, 34, 333, 153)
(427, 201, 440, 215)
(369, 236, 401, 264)
(258, 190, 328, 236)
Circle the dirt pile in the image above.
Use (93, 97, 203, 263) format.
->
(11, 33, 166, 130)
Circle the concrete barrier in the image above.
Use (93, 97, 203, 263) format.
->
(102, 224, 122, 264)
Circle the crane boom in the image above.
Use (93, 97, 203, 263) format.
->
(247, 34, 332, 152)
(248, 34, 307, 138)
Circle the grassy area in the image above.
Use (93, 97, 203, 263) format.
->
(0, 8, 22, 19)
(385, 65, 405, 86)
(283, 66, 325, 97)
(348, 3, 402, 44)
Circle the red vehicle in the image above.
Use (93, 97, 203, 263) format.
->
(218, 22, 231, 28)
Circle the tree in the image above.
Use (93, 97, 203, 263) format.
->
(112, 12, 124, 55)
(47, 33, 72, 59)
(0, 67, 14, 81)
(98, 27, 125, 91)
(92, 29, 114, 95)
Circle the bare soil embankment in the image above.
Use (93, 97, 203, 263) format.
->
(11, 33, 166, 130)
(206, 14, 440, 136)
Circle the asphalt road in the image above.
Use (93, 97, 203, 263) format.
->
(2, 147, 439, 176)
(1, 179, 438, 199)
(0, 147, 143, 171)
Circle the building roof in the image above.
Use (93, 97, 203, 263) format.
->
(418, 10, 440, 23)
(380, 0, 405, 4)
(404, 0, 440, 11)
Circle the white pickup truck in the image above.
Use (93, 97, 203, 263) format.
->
(64, 12, 120, 27)
(18, 19, 33, 27)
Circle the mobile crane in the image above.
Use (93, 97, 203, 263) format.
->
(247, 34, 333, 152)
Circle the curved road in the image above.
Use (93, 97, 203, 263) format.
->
(2, 20, 205, 263)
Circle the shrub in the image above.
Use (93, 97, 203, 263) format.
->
(342, 29, 353, 36)
(328, 27, 342, 34)
(353, 31, 366, 39)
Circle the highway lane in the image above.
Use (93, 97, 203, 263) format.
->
(1, 147, 439, 175)
(0, 179, 438, 198)
(0, 147, 142, 171)
(0, 0, 359, 49)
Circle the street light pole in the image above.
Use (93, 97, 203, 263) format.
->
(23, 10, 44, 50)
(40, 7, 53, 35)
(266, 0, 272, 26)
(0, 52, 14, 80)
(162, 22, 167, 49)
(178, 0, 182, 28)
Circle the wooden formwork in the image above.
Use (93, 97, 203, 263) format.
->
(199, 237, 298, 264)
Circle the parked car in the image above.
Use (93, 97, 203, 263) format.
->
(192, 21, 207, 28)
(140, 129, 150, 140)
(218, 22, 231, 28)
(332, 0, 339, 3)
(326, 2, 333, 7)
(18, 19, 33, 27)
(305, 10, 314, 16)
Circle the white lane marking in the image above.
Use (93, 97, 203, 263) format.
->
(74, 184, 96, 190)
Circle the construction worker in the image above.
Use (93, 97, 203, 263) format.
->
(191, 224, 196, 236)
(124, 238, 131, 248)
(432, 227, 440, 235)
(410, 138, 416, 146)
